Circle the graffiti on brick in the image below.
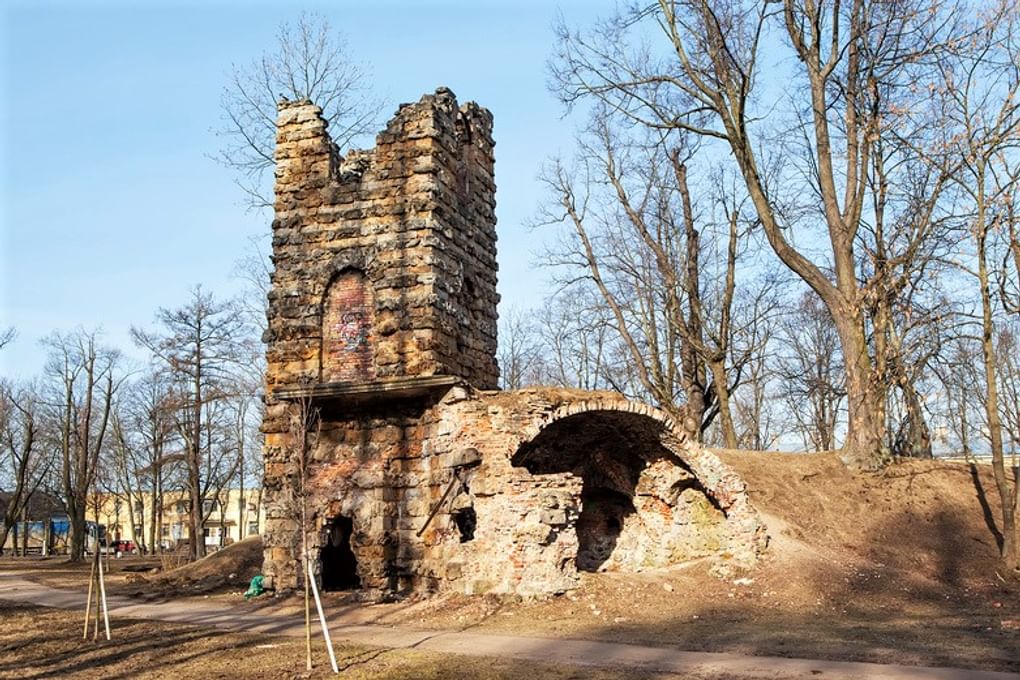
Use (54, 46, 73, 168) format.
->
(335, 311, 369, 350)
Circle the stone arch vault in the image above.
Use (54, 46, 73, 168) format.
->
(424, 387, 768, 596)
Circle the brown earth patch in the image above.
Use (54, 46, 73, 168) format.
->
(0, 599, 697, 680)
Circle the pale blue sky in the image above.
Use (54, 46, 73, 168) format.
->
(1, 0, 611, 377)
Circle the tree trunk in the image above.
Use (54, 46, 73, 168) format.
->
(708, 359, 738, 448)
(21, 507, 29, 555)
(69, 500, 85, 562)
(978, 224, 1018, 569)
(190, 361, 205, 560)
(189, 464, 203, 560)
(680, 351, 706, 442)
(149, 438, 162, 555)
(238, 454, 246, 544)
(125, 493, 139, 552)
(836, 312, 889, 469)
(896, 378, 932, 459)
(678, 159, 707, 442)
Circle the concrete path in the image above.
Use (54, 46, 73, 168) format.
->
(0, 572, 1016, 680)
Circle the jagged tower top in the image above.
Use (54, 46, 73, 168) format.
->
(264, 88, 499, 395)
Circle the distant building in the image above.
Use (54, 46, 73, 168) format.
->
(0, 490, 69, 555)
(2, 488, 265, 555)
(89, 488, 265, 552)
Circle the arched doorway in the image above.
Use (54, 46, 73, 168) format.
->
(511, 409, 728, 572)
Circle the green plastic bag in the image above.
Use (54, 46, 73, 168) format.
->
(244, 575, 265, 600)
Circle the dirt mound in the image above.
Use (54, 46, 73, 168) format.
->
(123, 537, 264, 598)
(715, 451, 1009, 595)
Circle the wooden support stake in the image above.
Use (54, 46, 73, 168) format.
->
(83, 557, 95, 639)
(97, 545, 111, 640)
(307, 559, 339, 674)
(92, 546, 101, 640)
(304, 552, 312, 670)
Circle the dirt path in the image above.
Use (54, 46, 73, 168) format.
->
(2, 572, 1016, 680)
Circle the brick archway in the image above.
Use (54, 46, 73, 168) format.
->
(507, 397, 766, 570)
(320, 268, 376, 382)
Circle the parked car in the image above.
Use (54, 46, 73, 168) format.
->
(110, 539, 136, 554)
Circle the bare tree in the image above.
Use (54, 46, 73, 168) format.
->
(534, 289, 620, 392)
(107, 408, 144, 551)
(122, 370, 179, 554)
(226, 371, 263, 543)
(217, 12, 383, 209)
(132, 287, 252, 559)
(497, 306, 543, 390)
(934, 0, 1020, 568)
(550, 0, 967, 468)
(233, 235, 274, 337)
(0, 327, 14, 351)
(538, 111, 773, 445)
(732, 282, 784, 451)
(934, 336, 982, 458)
(996, 324, 1020, 458)
(0, 381, 50, 554)
(43, 330, 122, 561)
(774, 291, 847, 451)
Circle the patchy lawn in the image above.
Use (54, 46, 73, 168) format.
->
(0, 599, 695, 680)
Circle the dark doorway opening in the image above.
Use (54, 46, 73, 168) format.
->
(320, 515, 360, 591)
(510, 410, 674, 573)
(575, 486, 635, 572)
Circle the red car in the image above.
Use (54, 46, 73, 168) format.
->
(109, 539, 136, 554)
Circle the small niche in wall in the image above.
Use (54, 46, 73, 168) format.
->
(321, 269, 376, 382)
(452, 507, 476, 542)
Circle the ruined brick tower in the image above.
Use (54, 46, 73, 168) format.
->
(261, 89, 765, 597)
(266, 86, 498, 394)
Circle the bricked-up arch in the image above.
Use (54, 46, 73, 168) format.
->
(509, 398, 766, 572)
(321, 269, 376, 382)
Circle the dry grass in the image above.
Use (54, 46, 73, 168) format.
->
(0, 599, 694, 680)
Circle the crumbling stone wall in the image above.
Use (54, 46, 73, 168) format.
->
(267, 87, 498, 391)
(425, 388, 766, 595)
(260, 88, 766, 597)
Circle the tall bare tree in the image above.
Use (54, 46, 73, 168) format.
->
(43, 330, 122, 561)
(774, 291, 847, 451)
(497, 306, 543, 390)
(538, 112, 773, 445)
(934, 0, 1020, 568)
(132, 287, 251, 560)
(731, 280, 783, 451)
(217, 12, 383, 209)
(535, 289, 620, 392)
(122, 370, 180, 554)
(0, 381, 49, 554)
(551, 0, 965, 467)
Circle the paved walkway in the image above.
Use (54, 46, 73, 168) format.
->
(1, 572, 1016, 680)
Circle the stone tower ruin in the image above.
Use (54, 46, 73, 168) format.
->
(260, 88, 765, 596)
